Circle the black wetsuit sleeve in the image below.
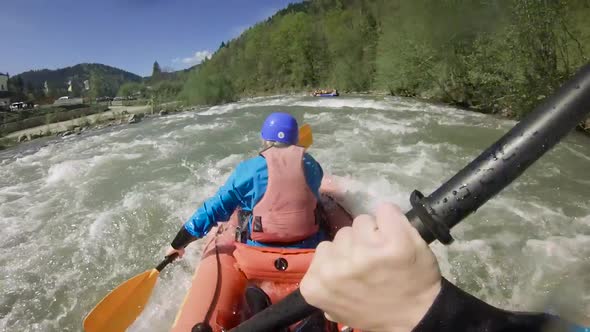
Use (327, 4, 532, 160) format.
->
(412, 278, 568, 332)
(170, 226, 198, 249)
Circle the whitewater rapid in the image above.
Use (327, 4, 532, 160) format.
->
(1, 95, 588, 331)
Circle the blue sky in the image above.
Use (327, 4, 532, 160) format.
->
(1, 0, 302, 76)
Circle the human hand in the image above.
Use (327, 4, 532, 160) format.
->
(165, 245, 185, 259)
(300, 202, 442, 332)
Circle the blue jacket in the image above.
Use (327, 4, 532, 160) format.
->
(183, 151, 326, 248)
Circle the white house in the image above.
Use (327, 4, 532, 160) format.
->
(0, 72, 10, 110)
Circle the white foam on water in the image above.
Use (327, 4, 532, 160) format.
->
(215, 153, 244, 169)
(44, 153, 142, 185)
(182, 122, 225, 132)
(161, 111, 199, 124)
(561, 144, 590, 162)
(0, 182, 31, 203)
(45, 160, 87, 184)
(238, 95, 301, 108)
(293, 97, 392, 110)
(87, 210, 116, 240)
(101, 137, 186, 160)
(122, 191, 147, 211)
(1, 94, 588, 331)
(346, 113, 419, 135)
(302, 111, 338, 125)
(197, 102, 243, 115)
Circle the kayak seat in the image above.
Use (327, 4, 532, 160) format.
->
(244, 285, 272, 318)
(244, 285, 289, 332)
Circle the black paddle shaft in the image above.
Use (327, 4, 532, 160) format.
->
(406, 64, 590, 244)
(229, 63, 590, 332)
(156, 253, 179, 272)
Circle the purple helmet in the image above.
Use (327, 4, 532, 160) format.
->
(260, 112, 299, 144)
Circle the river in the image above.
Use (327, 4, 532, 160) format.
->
(1, 95, 589, 331)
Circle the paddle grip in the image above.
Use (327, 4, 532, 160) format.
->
(156, 253, 179, 272)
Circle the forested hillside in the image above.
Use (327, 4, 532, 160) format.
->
(10, 63, 142, 102)
(182, 0, 590, 119)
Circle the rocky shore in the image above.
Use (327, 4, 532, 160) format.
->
(0, 103, 185, 150)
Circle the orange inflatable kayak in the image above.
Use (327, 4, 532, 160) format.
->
(170, 177, 361, 332)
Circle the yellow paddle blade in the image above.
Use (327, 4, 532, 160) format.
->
(83, 269, 160, 332)
(298, 123, 313, 149)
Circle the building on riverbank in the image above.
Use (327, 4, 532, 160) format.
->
(0, 73, 8, 91)
(0, 73, 10, 110)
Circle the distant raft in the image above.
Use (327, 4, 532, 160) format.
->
(312, 89, 339, 97)
(314, 92, 339, 97)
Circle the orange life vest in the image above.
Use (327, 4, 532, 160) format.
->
(250, 145, 319, 243)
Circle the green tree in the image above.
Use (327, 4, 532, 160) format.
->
(152, 61, 162, 81)
(118, 82, 146, 98)
(88, 70, 114, 99)
(9, 76, 25, 99)
(181, 65, 236, 105)
(176, 0, 590, 115)
(151, 80, 183, 101)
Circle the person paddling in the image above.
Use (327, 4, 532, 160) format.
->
(166, 112, 326, 258)
(164, 112, 330, 330)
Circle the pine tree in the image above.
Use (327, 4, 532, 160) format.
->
(152, 61, 162, 81)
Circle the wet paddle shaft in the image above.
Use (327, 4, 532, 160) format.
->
(229, 64, 590, 332)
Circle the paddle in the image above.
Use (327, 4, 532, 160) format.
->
(298, 123, 313, 149)
(83, 253, 178, 332)
(228, 63, 590, 332)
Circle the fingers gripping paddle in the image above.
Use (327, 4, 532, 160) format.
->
(229, 63, 590, 332)
(83, 253, 178, 332)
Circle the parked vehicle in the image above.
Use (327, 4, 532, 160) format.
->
(9, 102, 34, 111)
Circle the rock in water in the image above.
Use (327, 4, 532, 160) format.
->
(128, 114, 143, 124)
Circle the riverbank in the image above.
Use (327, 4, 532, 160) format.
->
(1, 93, 588, 152)
(401, 91, 590, 136)
(0, 102, 182, 150)
(238, 90, 590, 137)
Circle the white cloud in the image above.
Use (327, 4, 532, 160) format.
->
(173, 50, 213, 67)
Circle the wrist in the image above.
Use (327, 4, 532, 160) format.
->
(171, 226, 197, 249)
(380, 279, 442, 332)
(409, 278, 443, 329)
(409, 278, 462, 332)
